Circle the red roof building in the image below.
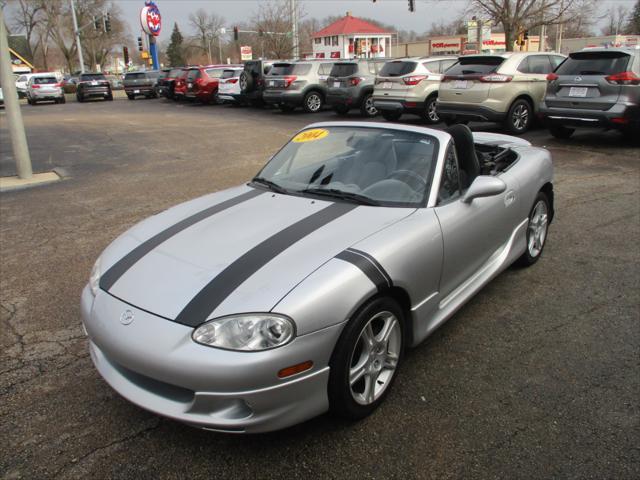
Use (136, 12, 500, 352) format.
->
(310, 13, 392, 60)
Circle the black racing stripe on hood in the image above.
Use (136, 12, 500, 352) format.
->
(336, 249, 392, 292)
(100, 189, 263, 291)
(175, 202, 358, 327)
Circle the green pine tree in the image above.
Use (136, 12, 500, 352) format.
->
(166, 22, 185, 66)
(627, 0, 640, 34)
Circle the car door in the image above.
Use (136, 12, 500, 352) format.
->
(433, 143, 517, 299)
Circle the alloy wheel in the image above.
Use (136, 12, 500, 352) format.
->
(364, 95, 377, 116)
(349, 311, 401, 405)
(512, 103, 529, 131)
(306, 93, 322, 112)
(427, 99, 439, 122)
(527, 200, 548, 258)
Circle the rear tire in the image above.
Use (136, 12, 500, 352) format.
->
(548, 124, 574, 139)
(303, 91, 323, 113)
(516, 192, 550, 267)
(504, 98, 532, 135)
(328, 296, 405, 420)
(421, 96, 440, 124)
(106, 94, 113, 101)
(381, 111, 402, 122)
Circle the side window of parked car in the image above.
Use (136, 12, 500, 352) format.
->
(318, 63, 334, 76)
(519, 55, 553, 74)
(422, 61, 439, 73)
(438, 146, 462, 204)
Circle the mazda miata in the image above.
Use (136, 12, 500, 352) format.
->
(81, 122, 554, 433)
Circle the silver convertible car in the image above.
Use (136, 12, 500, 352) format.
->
(81, 122, 554, 433)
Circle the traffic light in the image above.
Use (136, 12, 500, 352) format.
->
(123, 46, 129, 65)
(233, 26, 239, 41)
(137, 37, 143, 51)
(104, 13, 111, 33)
(523, 29, 529, 40)
(408, 0, 415, 12)
(93, 16, 100, 30)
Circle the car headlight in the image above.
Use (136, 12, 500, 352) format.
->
(89, 258, 101, 296)
(192, 314, 295, 351)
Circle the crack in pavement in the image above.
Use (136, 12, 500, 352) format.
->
(51, 420, 162, 478)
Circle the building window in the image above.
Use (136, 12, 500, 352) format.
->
(314, 38, 321, 45)
(324, 37, 330, 46)
(332, 36, 339, 46)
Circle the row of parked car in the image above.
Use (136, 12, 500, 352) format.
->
(15, 46, 640, 139)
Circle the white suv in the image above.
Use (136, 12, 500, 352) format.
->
(372, 56, 458, 123)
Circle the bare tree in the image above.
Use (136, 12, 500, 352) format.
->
(188, 8, 225, 63)
(466, 0, 578, 51)
(41, 0, 78, 72)
(601, 5, 630, 36)
(250, 0, 304, 59)
(9, 0, 45, 62)
(427, 16, 467, 37)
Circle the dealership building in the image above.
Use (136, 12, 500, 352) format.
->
(310, 13, 392, 59)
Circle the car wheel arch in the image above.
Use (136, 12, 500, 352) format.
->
(511, 94, 535, 112)
(540, 182, 554, 222)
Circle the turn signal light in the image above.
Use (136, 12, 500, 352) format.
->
(547, 73, 559, 81)
(284, 75, 297, 88)
(403, 75, 428, 85)
(278, 360, 313, 378)
(605, 71, 640, 85)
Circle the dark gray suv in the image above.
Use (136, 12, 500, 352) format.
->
(326, 59, 387, 117)
(540, 47, 640, 139)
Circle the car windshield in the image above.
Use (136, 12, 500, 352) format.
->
(254, 126, 438, 207)
(330, 63, 358, 77)
(80, 73, 105, 81)
(125, 73, 145, 80)
(555, 51, 631, 76)
(269, 63, 312, 75)
(33, 77, 57, 85)
(379, 61, 417, 77)
(221, 69, 241, 79)
(445, 57, 505, 75)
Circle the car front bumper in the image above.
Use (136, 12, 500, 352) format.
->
(540, 101, 640, 129)
(263, 90, 304, 106)
(81, 285, 341, 433)
(436, 102, 506, 122)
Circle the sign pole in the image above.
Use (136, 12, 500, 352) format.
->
(149, 35, 159, 69)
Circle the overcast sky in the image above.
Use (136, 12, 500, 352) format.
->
(116, 0, 638, 42)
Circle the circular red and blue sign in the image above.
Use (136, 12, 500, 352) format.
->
(140, 1, 161, 37)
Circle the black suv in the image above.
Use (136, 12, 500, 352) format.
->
(326, 59, 387, 117)
(540, 47, 640, 139)
(76, 72, 112, 102)
(233, 60, 275, 106)
(124, 70, 162, 99)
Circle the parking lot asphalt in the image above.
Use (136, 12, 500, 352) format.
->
(1, 97, 638, 479)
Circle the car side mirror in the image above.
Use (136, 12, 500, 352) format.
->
(462, 176, 507, 203)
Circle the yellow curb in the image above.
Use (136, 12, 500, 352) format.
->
(0, 171, 61, 192)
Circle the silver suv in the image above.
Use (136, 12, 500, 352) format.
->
(437, 52, 565, 134)
(326, 59, 387, 117)
(263, 61, 334, 113)
(540, 47, 640, 139)
(372, 56, 458, 123)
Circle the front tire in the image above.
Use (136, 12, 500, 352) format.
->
(303, 91, 323, 113)
(360, 93, 377, 118)
(516, 192, 550, 267)
(504, 98, 532, 135)
(329, 296, 404, 420)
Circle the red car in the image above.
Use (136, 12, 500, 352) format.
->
(173, 69, 190, 100)
(184, 65, 241, 103)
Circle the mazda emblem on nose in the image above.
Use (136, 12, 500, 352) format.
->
(120, 309, 134, 325)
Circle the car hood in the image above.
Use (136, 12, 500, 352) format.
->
(100, 185, 414, 326)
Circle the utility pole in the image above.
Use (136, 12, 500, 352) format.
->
(290, 0, 299, 59)
(0, 8, 33, 179)
(69, 0, 85, 73)
(539, 0, 546, 51)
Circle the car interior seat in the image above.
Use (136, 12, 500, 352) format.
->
(445, 124, 480, 189)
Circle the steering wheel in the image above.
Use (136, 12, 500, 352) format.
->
(388, 169, 427, 191)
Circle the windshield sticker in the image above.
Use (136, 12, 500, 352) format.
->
(293, 129, 329, 143)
